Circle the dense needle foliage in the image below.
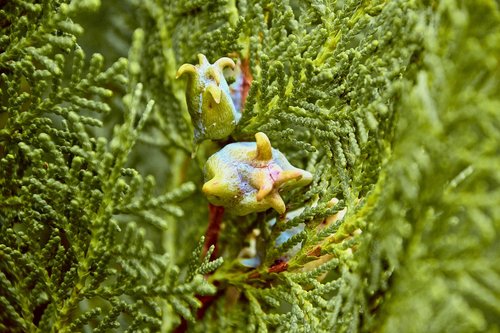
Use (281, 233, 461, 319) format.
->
(1, 0, 499, 332)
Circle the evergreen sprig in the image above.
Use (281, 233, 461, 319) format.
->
(1, 1, 222, 331)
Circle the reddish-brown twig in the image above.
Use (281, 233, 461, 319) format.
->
(203, 203, 225, 260)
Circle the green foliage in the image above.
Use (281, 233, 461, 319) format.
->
(0, 1, 220, 331)
(1, 0, 499, 332)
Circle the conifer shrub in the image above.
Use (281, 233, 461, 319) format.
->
(1, 0, 499, 332)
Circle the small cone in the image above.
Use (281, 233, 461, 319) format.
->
(176, 64, 197, 79)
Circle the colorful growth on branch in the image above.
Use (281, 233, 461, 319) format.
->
(202, 132, 313, 215)
(176, 54, 241, 144)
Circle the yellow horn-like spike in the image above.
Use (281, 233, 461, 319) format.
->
(207, 67, 221, 85)
(198, 53, 209, 65)
(214, 57, 236, 70)
(206, 85, 222, 104)
(267, 193, 286, 214)
(202, 177, 222, 195)
(274, 170, 303, 187)
(176, 64, 197, 79)
(255, 132, 272, 161)
(256, 181, 273, 201)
